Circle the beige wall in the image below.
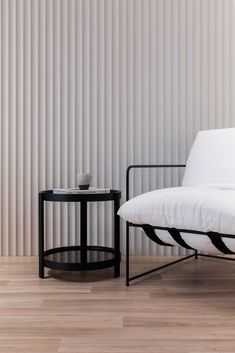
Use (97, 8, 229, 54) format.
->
(1, 0, 235, 255)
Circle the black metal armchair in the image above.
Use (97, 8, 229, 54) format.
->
(119, 129, 235, 286)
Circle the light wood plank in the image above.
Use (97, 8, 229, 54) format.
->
(0, 256, 235, 352)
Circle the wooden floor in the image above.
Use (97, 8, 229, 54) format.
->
(0, 256, 235, 352)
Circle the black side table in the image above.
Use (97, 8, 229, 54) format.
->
(38, 190, 121, 279)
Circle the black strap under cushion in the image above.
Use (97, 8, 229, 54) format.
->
(142, 225, 235, 254)
(207, 234, 235, 254)
(168, 229, 196, 250)
(142, 225, 173, 247)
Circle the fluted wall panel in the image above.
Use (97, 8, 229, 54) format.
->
(1, 0, 235, 255)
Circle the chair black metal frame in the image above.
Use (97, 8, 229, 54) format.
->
(126, 165, 235, 286)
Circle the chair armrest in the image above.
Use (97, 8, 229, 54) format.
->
(126, 164, 186, 201)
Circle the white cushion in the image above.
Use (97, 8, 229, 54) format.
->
(118, 187, 235, 235)
(182, 128, 235, 188)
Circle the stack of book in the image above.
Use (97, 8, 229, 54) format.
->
(53, 187, 110, 194)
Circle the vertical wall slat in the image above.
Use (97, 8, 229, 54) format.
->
(126, 0, 135, 254)
(201, 0, 209, 131)
(45, 0, 53, 250)
(134, 0, 142, 255)
(104, 0, 112, 248)
(53, 0, 61, 249)
(68, 0, 76, 246)
(171, 0, 180, 256)
(119, 0, 127, 253)
(31, 0, 39, 255)
(75, 0, 83, 245)
(156, 0, 164, 197)
(215, 0, 223, 128)
(90, 0, 98, 246)
(1, 0, 9, 255)
(223, 1, 230, 128)
(141, 0, 150, 256)
(60, 0, 68, 247)
(208, 0, 216, 128)
(82, 0, 91, 243)
(230, 1, 235, 126)
(9, 0, 16, 255)
(16, 0, 24, 255)
(186, 0, 194, 151)
(149, 0, 157, 256)
(97, 0, 105, 248)
(24, 0, 31, 255)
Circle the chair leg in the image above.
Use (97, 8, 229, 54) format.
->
(127, 254, 195, 285)
(195, 250, 198, 259)
(199, 253, 235, 261)
(126, 223, 130, 287)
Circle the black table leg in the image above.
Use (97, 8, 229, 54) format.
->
(114, 198, 120, 277)
(80, 201, 87, 263)
(39, 194, 45, 278)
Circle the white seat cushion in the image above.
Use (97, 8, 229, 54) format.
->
(118, 186, 235, 235)
(182, 128, 235, 188)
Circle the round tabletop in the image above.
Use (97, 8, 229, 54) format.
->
(39, 189, 121, 202)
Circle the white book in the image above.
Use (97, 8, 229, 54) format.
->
(53, 187, 110, 194)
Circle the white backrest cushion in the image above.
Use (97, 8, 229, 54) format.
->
(182, 128, 235, 188)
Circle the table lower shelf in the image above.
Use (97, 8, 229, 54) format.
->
(43, 245, 120, 272)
